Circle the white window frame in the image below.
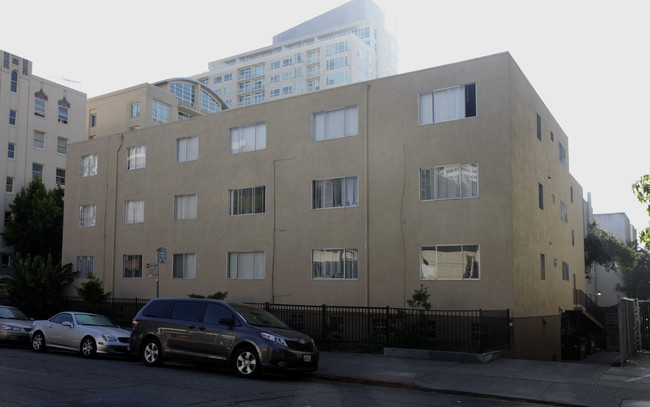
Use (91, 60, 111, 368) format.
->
(229, 186, 265, 216)
(228, 251, 265, 279)
(126, 145, 146, 170)
(123, 254, 143, 278)
(174, 194, 197, 220)
(420, 163, 479, 201)
(76, 256, 94, 279)
(58, 105, 69, 124)
(131, 103, 141, 118)
(418, 83, 476, 125)
(176, 135, 198, 163)
(152, 100, 170, 124)
(312, 105, 358, 141)
(79, 204, 96, 227)
(32, 163, 44, 180)
(35, 98, 46, 117)
(229, 122, 266, 154)
(80, 154, 98, 177)
(56, 168, 65, 186)
(173, 253, 196, 279)
(33, 130, 45, 149)
(6, 176, 14, 193)
(420, 244, 480, 280)
(125, 200, 144, 224)
(312, 248, 358, 280)
(57, 137, 67, 155)
(312, 176, 358, 209)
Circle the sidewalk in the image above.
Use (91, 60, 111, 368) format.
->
(315, 350, 650, 407)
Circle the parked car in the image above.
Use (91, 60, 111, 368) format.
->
(130, 298, 319, 377)
(30, 311, 130, 358)
(0, 305, 32, 344)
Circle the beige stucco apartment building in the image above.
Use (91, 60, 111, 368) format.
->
(0, 50, 86, 271)
(62, 52, 585, 360)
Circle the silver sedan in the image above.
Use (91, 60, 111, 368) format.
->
(30, 311, 130, 358)
(0, 305, 32, 344)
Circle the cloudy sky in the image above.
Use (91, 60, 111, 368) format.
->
(6, 0, 649, 238)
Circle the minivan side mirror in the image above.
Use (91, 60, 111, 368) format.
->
(219, 317, 235, 326)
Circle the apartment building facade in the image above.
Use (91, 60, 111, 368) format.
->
(192, 0, 397, 108)
(0, 50, 86, 272)
(86, 78, 227, 140)
(62, 53, 584, 360)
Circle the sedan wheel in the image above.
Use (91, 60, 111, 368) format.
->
(81, 337, 97, 358)
(32, 331, 46, 353)
(142, 338, 163, 366)
(234, 347, 260, 378)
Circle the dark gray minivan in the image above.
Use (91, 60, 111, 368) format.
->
(130, 298, 318, 377)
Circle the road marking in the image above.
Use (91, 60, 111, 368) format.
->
(0, 366, 48, 376)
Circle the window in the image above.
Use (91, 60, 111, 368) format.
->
(326, 71, 347, 85)
(538, 183, 544, 210)
(270, 61, 280, 70)
(81, 154, 98, 177)
(270, 74, 280, 84)
(214, 76, 222, 84)
(572, 230, 575, 246)
(90, 114, 97, 127)
(560, 201, 568, 223)
(32, 163, 43, 180)
(326, 56, 348, 70)
(313, 177, 358, 209)
(559, 142, 567, 166)
(9, 109, 16, 125)
(536, 114, 542, 141)
(131, 103, 141, 118)
(178, 112, 191, 121)
(283, 58, 292, 67)
(540, 253, 546, 280)
(173, 253, 196, 279)
(420, 164, 478, 201)
(418, 83, 476, 125)
(174, 194, 197, 220)
(126, 145, 146, 170)
(58, 105, 69, 124)
(312, 105, 358, 141)
(35, 98, 46, 117)
(56, 168, 65, 186)
(229, 186, 265, 215)
(125, 200, 144, 224)
(229, 122, 266, 154)
(10, 71, 18, 92)
(33, 131, 45, 149)
(57, 137, 67, 154)
(312, 248, 358, 279)
(200, 90, 219, 113)
(224, 73, 232, 81)
(8, 143, 15, 159)
(570, 186, 574, 203)
(223, 86, 232, 94)
(6, 177, 13, 193)
(152, 100, 170, 124)
(270, 89, 280, 98)
(550, 131, 554, 142)
(254, 92, 265, 104)
(282, 86, 292, 95)
(176, 135, 198, 162)
(76, 256, 94, 279)
(169, 82, 195, 106)
(123, 254, 143, 278)
(326, 41, 348, 56)
(420, 245, 479, 280)
(228, 251, 264, 279)
(562, 261, 570, 281)
(79, 204, 96, 227)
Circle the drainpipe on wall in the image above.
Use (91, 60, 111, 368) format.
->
(108, 134, 124, 298)
(363, 83, 370, 307)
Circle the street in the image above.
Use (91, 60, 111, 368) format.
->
(0, 346, 546, 407)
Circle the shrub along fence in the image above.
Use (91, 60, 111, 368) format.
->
(249, 302, 510, 353)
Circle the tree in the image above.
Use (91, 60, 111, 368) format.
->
(584, 221, 635, 272)
(2, 178, 64, 264)
(407, 285, 431, 310)
(632, 174, 650, 248)
(76, 273, 111, 312)
(5, 253, 75, 318)
(620, 248, 650, 300)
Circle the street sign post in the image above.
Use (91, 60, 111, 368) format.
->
(155, 247, 167, 298)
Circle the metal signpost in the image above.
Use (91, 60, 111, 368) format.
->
(155, 247, 167, 298)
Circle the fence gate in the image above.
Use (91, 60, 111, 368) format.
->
(640, 300, 650, 351)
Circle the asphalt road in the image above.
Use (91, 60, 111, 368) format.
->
(0, 346, 547, 407)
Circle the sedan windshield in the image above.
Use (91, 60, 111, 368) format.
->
(74, 314, 117, 327)
(230, 304, 289, 329)
(0, 307, 29, 320)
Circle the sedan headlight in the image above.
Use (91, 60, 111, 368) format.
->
(101, 334, 117, 342)
(0, 323, 22, 332)
(261, 332, 287, 347)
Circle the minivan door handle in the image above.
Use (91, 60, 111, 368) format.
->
(187, 324, 196, 329)
(198, 326, 206, 331)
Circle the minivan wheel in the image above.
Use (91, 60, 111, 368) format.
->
(32, 331, 46, 353)
(141, 338, 164, 366)
(80, 337, 97, 358)
(233, 346, 260, 378)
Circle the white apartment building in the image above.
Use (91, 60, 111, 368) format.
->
(0, 50, 86, 272)
(192, 0, 397, 108)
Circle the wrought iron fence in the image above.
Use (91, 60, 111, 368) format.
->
(249, 303, 510, 353)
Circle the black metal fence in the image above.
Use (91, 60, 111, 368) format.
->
(250, 303, 510, 353)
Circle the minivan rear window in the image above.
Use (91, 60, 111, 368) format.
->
(142, 300, 174, 318)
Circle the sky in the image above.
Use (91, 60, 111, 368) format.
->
(5, 0, 649, 238)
